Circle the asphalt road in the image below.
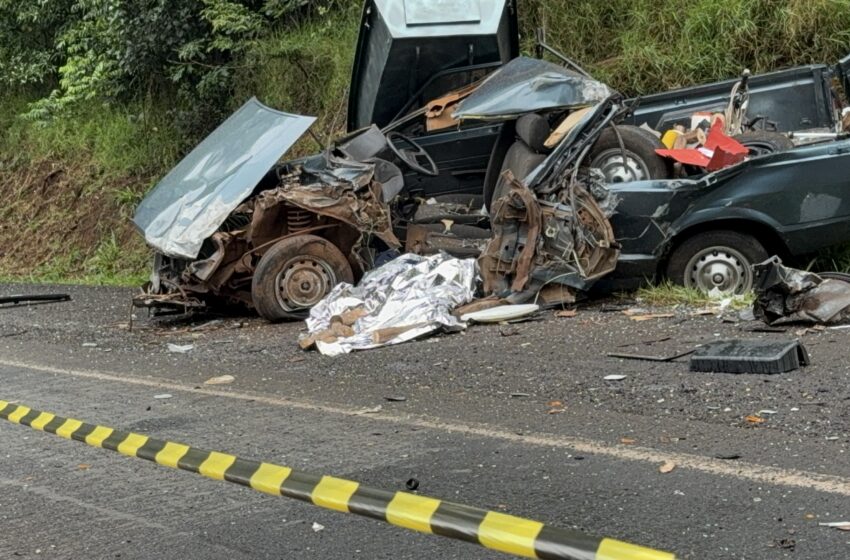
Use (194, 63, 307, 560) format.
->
(1, 284, 850, 559)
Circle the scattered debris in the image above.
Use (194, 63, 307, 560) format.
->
(77, 464, 91, 470)
(190, 319, 225, 332)
(311, 522, 325, 533)
(510, 392, 531, 398)
(0, 293, 71, 308)
(153, 394, 173, 400)
(499, 326, 521, 337)
(772, 538, 796, 551)
(204, 375, 235, 385)
(659, 461, 676, 474)
(384, 396, 407, 402)
(461, 304, 540, 324)
(167, 343, 195, 354)
(819, 522, 850, 531)
(656, 120, 749, 171)
(405, 478, 420, 491)
(714, 454, 742, 461)
(753, 258, 850, 325)
(745, 415, 766, 424)
(616, 336, 672, 348)
(555, 309, 578, 318)
(604, 375, 627, 381)
(620, 438, 637, 445)
(689, 339, 810, 374)
(300, 254, 477, 356)
(627, 313, 676, 322)
(758, 410, 778, 416)
(608, 349, 696, 363)
(82, 342, 98, 348)
(355, 405, 383, 415)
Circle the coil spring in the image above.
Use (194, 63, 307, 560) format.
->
(286, 206, 315, 233)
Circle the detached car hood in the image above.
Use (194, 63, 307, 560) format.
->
(133, 98, 315, 259)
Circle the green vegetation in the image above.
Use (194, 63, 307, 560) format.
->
(635, 281, 754, 309)
(523, 0, 850, 95)
(2, 0, 850, 284)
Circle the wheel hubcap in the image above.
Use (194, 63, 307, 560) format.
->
(685, 247, 752, 294)
(275, 257, 336, 311)
(593, 149, 650, 183)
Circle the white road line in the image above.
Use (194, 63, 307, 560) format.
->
(3, 357, 850, 497)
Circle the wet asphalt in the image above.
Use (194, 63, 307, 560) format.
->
(1, 284, 849, 559)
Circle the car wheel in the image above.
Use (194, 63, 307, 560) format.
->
(733, 131, 794, 156)
(666, 230, 769, 295)
(588, 125, 673, 183)
(251, 234, 354, 321)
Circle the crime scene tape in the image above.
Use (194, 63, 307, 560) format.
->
(0, 400, 675, 560)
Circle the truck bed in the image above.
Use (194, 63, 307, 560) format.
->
(624, 64, 839, 133)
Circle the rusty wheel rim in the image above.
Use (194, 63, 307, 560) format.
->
(275, 256, 337, 312)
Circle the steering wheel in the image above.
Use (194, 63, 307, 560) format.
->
(386, 132, 439, 176)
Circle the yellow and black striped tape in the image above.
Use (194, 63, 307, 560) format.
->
(0, 400, 675, 560)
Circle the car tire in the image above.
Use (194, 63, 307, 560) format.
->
(733, 131, 794, 156)
(666, 230, 769, 295)
(588, 125, 673, 183)
(251, 234, 354, 321)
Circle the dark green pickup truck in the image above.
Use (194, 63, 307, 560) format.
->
(134, 0, 850, 319)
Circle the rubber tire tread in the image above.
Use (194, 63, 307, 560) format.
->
(733, 130, 795, 154)
(252, 234, 354, 322)
(589, 125, 673, 180)
(665, 230, 769, 293)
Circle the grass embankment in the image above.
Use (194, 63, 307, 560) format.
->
(0, 5, 359, 286)
(4, 0, 850, 285)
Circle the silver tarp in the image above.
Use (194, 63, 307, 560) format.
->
(133, 98, 315, 259)
(452, 57, 613, 121)
(302, 253, 478, 356)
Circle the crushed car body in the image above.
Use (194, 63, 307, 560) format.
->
(753, 258, 850, 325)
(133, 0, 850, 321)
(133, 57, 621, 317)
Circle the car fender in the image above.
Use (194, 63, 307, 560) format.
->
(665, 206, 791, 258)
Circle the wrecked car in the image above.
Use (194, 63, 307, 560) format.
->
(133, 0, 850, 319)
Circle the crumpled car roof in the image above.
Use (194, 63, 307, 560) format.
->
(133, 98, 315, 259)
(452, 56, 614, 121)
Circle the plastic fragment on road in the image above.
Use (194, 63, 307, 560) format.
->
(204, 375, 235, 385)
(821, 522, 850, 529)
(689, 339, 810, 374)
(659, 461, 676, 474)
(460, 304, 539, 323)
(167, 343, 194, 354)
(604, 375, 627, 381)
(300, 254, 478, 356)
